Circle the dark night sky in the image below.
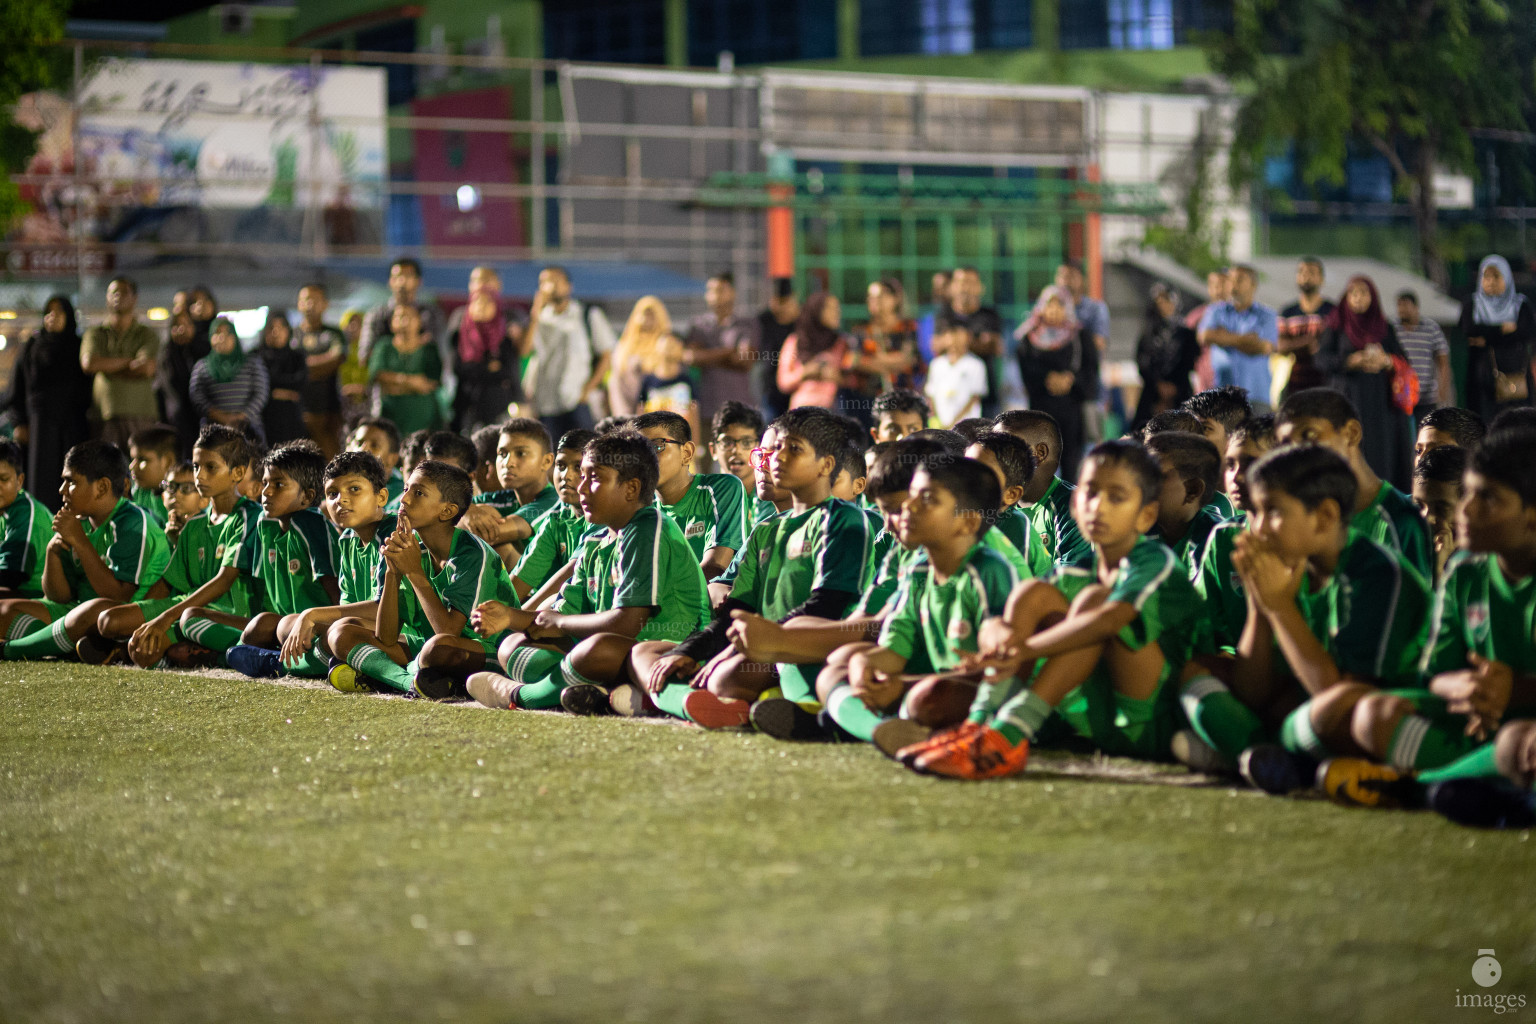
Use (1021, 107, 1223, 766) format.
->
(70, 0, 219, 23)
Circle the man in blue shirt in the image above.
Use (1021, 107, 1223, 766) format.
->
(1197, 264, 1278, 409)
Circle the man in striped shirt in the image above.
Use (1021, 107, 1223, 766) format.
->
(1395, 290, 1454, 418)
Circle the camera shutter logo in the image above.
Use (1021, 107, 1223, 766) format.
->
(1473, 949, 1502, 988)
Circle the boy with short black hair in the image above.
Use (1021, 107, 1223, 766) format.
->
(326, 459, 512, 698)
(870, 388, 931, 442)
(709, 399, 764, 485)
(633, 410, 747, 581)
(992, 409, 1091, 567)
(1182, 385, 1253, 455)
(177, 441, 339, 664)
(1315, 430, 1536, 816)
(965, 430, 1050, 576)
(0, 438, 53, 599)
(1276, 387, 1433, 578)
(127, 425, 178, 526)
(1140, 408, 1205, 441)
(1415, 406, 1486, 464)
(898, 440, 1204, 779)
(952, 417, 992, 443)
(226, 450, 395, 679)
(458, 419, 557, 560)
(1143, 431, 1224, 571)
(630, 408, 875, 728)
(464, 433, 708, 712)
(1221, 444, 1430, 796)
(0, 441, 169, 661)
(86, 424, 262, 668)
(469, 424, 504, 496)
(507, 428, 599, 597)
(1413, 444, 1470, 583)
(159, 460, 207, 547)
(798, 456, 1021, 745)
(423, 429, 478, 476)
(347, 417, 403, 504)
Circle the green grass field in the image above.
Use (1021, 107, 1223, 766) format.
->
(0, 663, 1529, 1023)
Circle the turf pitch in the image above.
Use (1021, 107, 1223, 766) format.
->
(0, 662, 1529, 1023)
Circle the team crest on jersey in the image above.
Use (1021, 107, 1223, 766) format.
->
(786, 533, 807, 559)
(267, 549, 278, 563)
(947, 619, 972, 640)
(1468, 601, 1490, 639)
(197, 547, 206, 563)
(215, 544, 225, 560)
(289, 558, 302, 574)
(609, 561, 622, 587)
(684, 521, 706, 539)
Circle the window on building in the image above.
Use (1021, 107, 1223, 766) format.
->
(688, 0, 837, 65)
(860, 0, 1031, 57)
(1107, 0, 1174, 49)
(1058, 0, 1109, 48)
(545, 0, 667, 64)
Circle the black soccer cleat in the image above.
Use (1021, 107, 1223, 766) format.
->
(1239, 744, 1318, 796)
(559, 682, 609, 716)
(750, 697, 831, 741)
(1428, 779, 1536, 830)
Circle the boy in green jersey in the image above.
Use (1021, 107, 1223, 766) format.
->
(509, 429, 599, 603)
(1276, 387, 1433, 578)
(631, 408, 875, 729)
(422, 430, 477, 476)
(634, 410, 746, 580)
(0, 439, 56, 600)
(705, 425, 794, 610)
(83, 425, 261, 668)
(993, 409, 1091, 567)
(899, 440, 1203, 779)
(1414, 406, 1485, 465)
(1317, 430, 1536, 819)
(459, 418, 557, 566)
(178, 441, 340, 664)
(1212, 445, 1430, 796)
(0, 441, 169, 660)
(327, 460, 512, 698)
(708, 401, 765, 502)
(869, 388, 930, 443)
(966, 430, 1052, 577)
(1143, 431, 1225, 573)
(225, 450, 395, 679)
(1181, 385, 1250, 520)
(158, 460, 208, 549)
(126, 425, 178, 527)
(759, 456, 1019, 745)
(347, 417, 403, 505)
(1411, 445, 1468, 584)
(468, 425, 504, 500)
(465, 432, 708, 713)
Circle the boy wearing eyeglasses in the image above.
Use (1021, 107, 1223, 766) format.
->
(634, 410, 748, 582)
(159, 461, 209, 548)
(708, 401, 775, 529)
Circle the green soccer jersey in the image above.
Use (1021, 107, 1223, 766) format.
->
(556, 506, 709, 642)
(657, 473, 747, 562)
(1206, 492, 1238, 522)
(513, 503, 593, 592)
(1162, 505, 1225, 576)
(237, 506, 339, 616)
(62, 497, 171, 603)
(376, 527, 512, 642)
(1047, 535, 1204, 664)
(996, 504, 1051, 577)
(130, 485, 169, 527)
(0, 491, 51, 598)
(1293, 529, 1430, 686)
(864, 506, 896, 588)
(981, 526, 1030, 581)
(1025, 475, 1091, 568)
(1420, 551, 1536, 681)
(159, 510, 255, 615)
(385, 469, 404, 505)
(853, 541, 919, 617)
(748, 495, 780, 532)
(728, 497, 874, 622)
(472, 489, 522, 515)
(879, 542, 1020, 671)
(1352, 481, 1434, 581)
(337, 514, 396, 605)
(204, 496, 263, 616)
(513, 483, 559, 526)
(1192, 519, 1248, 653)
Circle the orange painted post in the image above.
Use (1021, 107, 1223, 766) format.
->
(767, 185, 794, 278)
(1086, 163, 1103, 301)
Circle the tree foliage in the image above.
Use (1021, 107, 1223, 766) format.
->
(1206, 0, 1534, 287)
(0, 0, 67, 231)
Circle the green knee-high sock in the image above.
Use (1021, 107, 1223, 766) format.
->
(182, 618, 244, 655)
(1279, 701, 1331, 758)
(992, 688, 1052, 746)
(776, 663, 821, 705)
(1180, 675, 1269, 758)
(557, 653, 603, 690)
(1416, 742, 1501, 784)
(5, 618, 75, 660)
(5, 613, 42, 641)
(346, 644, 415, 693)
(1385, 714, 1478, 772)
(824, 684, 886, 742)
(651, 681, 695, 721)
(503, 645, 564, 709)
(284, 647, 330, 679)
(968, 674, 1025, 723)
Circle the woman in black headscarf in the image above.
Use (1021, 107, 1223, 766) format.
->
(4, 295, 93, 509)
(1131, 282, 1201, 433)
(156, 283, 215, 456)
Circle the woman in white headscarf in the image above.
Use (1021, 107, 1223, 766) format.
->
(1459, 255, 1535, 421)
